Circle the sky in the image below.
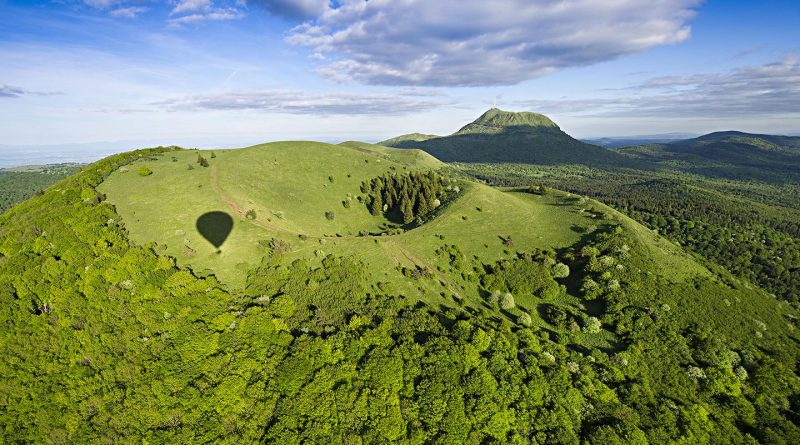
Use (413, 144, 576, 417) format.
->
(1, 0, 799, 166)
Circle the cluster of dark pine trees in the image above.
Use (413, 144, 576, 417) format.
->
(361, 171, 450, 224)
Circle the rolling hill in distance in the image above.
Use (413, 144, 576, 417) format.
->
(616, 131, 800, 182)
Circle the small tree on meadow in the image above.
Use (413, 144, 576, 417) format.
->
(517, 312, 532, 327)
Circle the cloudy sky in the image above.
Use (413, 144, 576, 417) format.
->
(1, 0, 799, 164)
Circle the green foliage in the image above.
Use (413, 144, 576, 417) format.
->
(137, 166, 153, 176)
(362, 170, 451, 225)
(0, 164, 81, 213)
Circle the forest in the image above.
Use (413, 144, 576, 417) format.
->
(361, 171, 454, 224)
(0, 164, 82, 213)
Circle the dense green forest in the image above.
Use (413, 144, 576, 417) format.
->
(361, 171, 454, 224)
(459, 163, 800, 303)
(0, 164, 82, 213)
(2, 147, 800, 443)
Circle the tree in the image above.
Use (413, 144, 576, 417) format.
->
(583, 316, 602, 334)
(400, 196, 414, 224)
(369, 192, 383, 216)
(553, 263, 570, 278)
(499, 293, 515, 310)
(517, 312, 532, 327)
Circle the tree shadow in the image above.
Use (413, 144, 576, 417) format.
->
(196, 211, 233, 252)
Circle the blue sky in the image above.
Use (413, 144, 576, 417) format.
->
(1, 0, 799, 165)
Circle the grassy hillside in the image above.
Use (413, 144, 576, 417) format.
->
(382, 108, 639, 167)
(3, 142, 800, 443)
(617, 131, 800, 182)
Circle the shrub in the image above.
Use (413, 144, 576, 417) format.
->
(245, 209, 257, 220)
(583, 316, 602, 334)
(137, 166, 153, 176)
(325, 211, 335, 221)
(487, 290, 502, 306)
(553, 263, 570, 278)
(499, 292, 515, 310)
(687, 366, 707, 381)
(517, 312, 532, 327)
(197, 154, 209, 167)
(271, 239, 292, 255)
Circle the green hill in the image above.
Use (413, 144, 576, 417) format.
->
(2, 142, 799, 443)
(382, 108, 634, 166)
(379, 132, 439, 146)
(617, 131, 800, 182)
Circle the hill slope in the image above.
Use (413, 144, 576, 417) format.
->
(1, 143, 799, 443)
(617, 131, 800, 182)
(382, 108, 634, 166)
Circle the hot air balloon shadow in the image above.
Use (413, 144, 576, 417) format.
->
(196, 211, 233, 254)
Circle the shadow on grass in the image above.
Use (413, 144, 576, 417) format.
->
(196, 211, 233, 252)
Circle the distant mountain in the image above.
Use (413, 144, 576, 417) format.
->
(381, 108, 634, 166)
(379, 132, 439, 146)
(583, 133, 697, 148)
(617, 131, 800, 182)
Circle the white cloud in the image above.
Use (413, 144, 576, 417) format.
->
(168, 8, 244, 25)
(172, 0, 213, 15)
(284, 0, 700, 87)
(109, 6, 148, 18)
(512, 55, 800, 118)
(155, 89, 449, 115)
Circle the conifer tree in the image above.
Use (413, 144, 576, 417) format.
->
(401, 194, 415, 224)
